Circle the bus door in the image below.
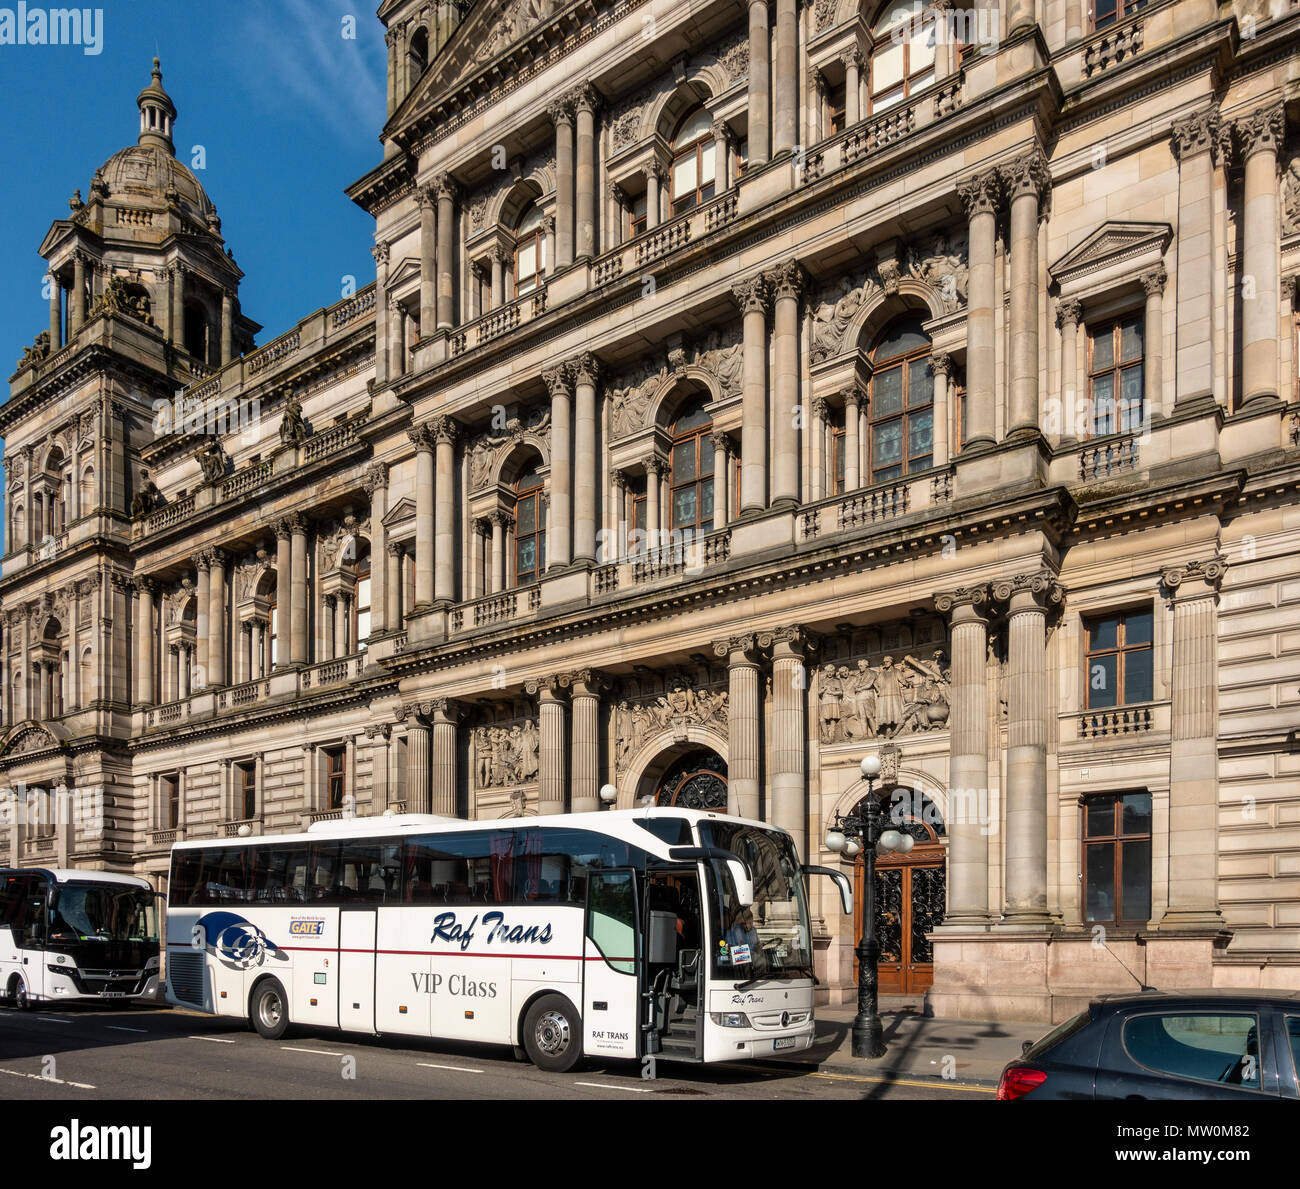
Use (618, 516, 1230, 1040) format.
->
(644, 868, 704, 1061)
(337, 906, 377, 1034)
(582, 869, 640, 1060)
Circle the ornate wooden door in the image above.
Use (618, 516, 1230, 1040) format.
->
(852, 802, 946, 995)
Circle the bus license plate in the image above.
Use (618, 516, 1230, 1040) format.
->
(100, 992, 127, 998)
(773, 1037, 796, 1051)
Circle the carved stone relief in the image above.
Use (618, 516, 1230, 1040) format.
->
(607, 326, 743, 440)
(473, 717, 541, 789)
(468, 403, 552, 491)
(613, 670, 728, 772)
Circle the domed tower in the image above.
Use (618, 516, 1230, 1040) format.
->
(30, 58, 258, 378)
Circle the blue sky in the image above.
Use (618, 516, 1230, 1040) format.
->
(0, 0, 387, 386)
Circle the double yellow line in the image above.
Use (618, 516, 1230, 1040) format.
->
(811, 1070, 996, 1094)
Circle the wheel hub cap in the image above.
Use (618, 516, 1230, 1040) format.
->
(536, 1010, 570, 1056)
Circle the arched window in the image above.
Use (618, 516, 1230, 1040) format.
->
(514, 204, 546, 296)
(669, 399, 715, 537)
(80, 465, 94, 511)
(869, 2, 936, 113)
(408, 27, 429, 80)
(13, 504, 25, 550)
(352, 546, 372, 651)
(513, 460, 547, 585)
(868, 315, 933, 482)
(670, 107, 716, 216)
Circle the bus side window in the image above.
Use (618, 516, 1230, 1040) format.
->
(308, 842, 340, 903)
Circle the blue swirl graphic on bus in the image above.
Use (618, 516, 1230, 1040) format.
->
(195, 911, 281, 969)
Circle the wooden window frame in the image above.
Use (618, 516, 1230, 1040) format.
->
(513, 466, 547, 586)
(513, 207, 546, 296)
(237, 761, 258, 822)
(668, 406, 715, 537)
(1080, 791, 1152, 927)
(868, 16, 937, 114)
(1084, 608, 1154, 709)
(868, 324, 934, 483)
(1087, 312, 1145, 439)
(669, 109, 716, 217)
(325, 746, 347, 812)
(1090, 0, 1148, 33)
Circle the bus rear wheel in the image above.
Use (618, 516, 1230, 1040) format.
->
(522, 994, 583, 1073)
(250, 977, 289, 1040)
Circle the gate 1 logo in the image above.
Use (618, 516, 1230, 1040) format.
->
(289, 918, 325, 937)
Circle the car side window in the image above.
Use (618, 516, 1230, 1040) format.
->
(1123, 1014, 1261, 1089)
(1286, 1017, 1300, 1084)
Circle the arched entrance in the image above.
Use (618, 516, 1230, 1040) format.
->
(653, 749, 727, 810)
(852, 789, 946, 995)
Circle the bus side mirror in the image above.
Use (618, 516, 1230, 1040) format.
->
(666, 846, 754, 906)
(802, 865, 853, 915)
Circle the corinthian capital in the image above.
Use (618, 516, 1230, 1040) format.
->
(767, 259, 807, 302)
(1140, 266, 1167, 298)
(1234, 102, 1285, 160)
(999, 145, 1051, 204)
(431, 171, 459, 201)
(431, 415, 459, 445)
(542, 363, 572, 399)
(957, 168, 1002, 219)
(567, 351, 602, 388)
(730, 274, 771, 315)
(570, 83, 602, 115)
(1170, 108, 1221, 162)
(371, 241, 390, 267)
(407, 421, 438, 451)
(547, 97, 574, 126)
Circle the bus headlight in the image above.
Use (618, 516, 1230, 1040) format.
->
(47, 964, 76, 977)
(709, 1012, 751, 1028)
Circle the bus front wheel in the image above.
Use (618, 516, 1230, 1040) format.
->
(522, 994, 583, 1073)
(6, 975, 30, 1012)
(250, 977, 289, 1040)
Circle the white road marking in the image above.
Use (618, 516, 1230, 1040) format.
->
(106, 1025, 148, 1033)
(573, 1081, 655, 1093)
(281, 1046, 345, 1056)
(417, 1062, 484, 1074)
(0, 1067, 96, 1090)
(188, 1035, 236, 1044)
(29, 1015, 72, 1023)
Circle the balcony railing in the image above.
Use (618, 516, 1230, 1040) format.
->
(303, 418, 361, 463)
(840, 482, 910, 529)
(1078, 704, 1155, 739)
(1079, 434, 1140, 480)
(223, 818, 261, 837)
(300, 654, 365, 690)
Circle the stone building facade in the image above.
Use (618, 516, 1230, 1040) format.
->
(2, 0, 1300, 1022)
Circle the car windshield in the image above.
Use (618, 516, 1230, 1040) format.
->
(48, 883, 158, 946)
(697, 821, 812, 983)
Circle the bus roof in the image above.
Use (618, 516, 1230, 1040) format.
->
(170, 807, 793, 852)
(1, 867, 153, 889)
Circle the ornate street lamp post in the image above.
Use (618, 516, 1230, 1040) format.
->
(825, 753, 914, 1059)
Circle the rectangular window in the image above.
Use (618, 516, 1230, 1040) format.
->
(1085, 608, 1153, 708)
(1092, 0, 1147, 31)
(237, 761, 257, 821)
(828, 81, 847, 135)
(831, 407, 847, 494)
(325, 746, 346, 811)
(161, 774, 180, 830)
(1082, 792, 1152, 925)
(629, 193, 647, 238)
(404, 831, 517, 906)
(1088, 313, 1144, 437)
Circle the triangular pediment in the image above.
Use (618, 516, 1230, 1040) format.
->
(0, 720, 68, 759)
(382, 496, 416, 527)
(390, 0, 581, 134)
(1049, 221, 1172, 285)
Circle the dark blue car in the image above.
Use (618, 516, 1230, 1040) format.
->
(998, 990, 1300, 1100)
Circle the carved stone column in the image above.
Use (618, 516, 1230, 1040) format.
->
(1170, 109, 1220, 406)
(716, 634, 761, 820)
(993, 572, 1061, 928)
(570, 670, 606, 814)
(406, 708, 431, 815)
(71, 252, 87, 335)
(1000, 148, 1050, 438)
(646, 162, 665, 230)
(931, 351, 952, 465)
(430, 698, 462, 817)
(645, 457, 665, 545)
(1236, 104, 1285, 405)
(529, 676, 569, 815)
(733, 275, 771, 514)
(275, 520, 293, 667)
(843, 49, 862, 126)
(957, 169, 1002, 449)
(470, 519, 488, 601)
(934, 586, 992, 926)
(1159, 556, 1227, 928)
(746, 0, 771, 167)
(194, 551, 211, 684)
(136, 579, 155, 706)
(385, 541, 403, 628)
(543, 365, 573, 568)
(764, 627, 812, 858)
(418, 184, 437, 338)
(49, 277, 62, 351)
(433, 416, 458, 603)
(490, 245, 507, 308)
(171, 265, 185, 351)
(842, 384, 861, 491)
(220, 290, 234, 366)
(711, 121, 734, 190)
(372, 243, 390, 384)
(433, 172, 457, 330)
(290, 516, 309, 665)
(769, 260, 804, 508)
(712, 431, 732, 527)
(1056, 298, 1082, 441)
(550, 99, 575, 270)
(490, 511, 509, 593)
(773, 0, 797, 156)
(570, 352, 600, 563)
(364, 464, 387, 635)
(1140, 269, 1166, 422)
(573, 85, 599, 261)
(409, 422, 436, 606)
(208, 547, 227, 687)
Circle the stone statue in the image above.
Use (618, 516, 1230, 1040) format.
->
(609, 358, 668, 439)
(196, 440, 226, 484)
(819, 664, 844, 743)
(130, 480, 162, 518)
(873, 655, 909, 735)
(905, 230, 970, 313)
(811, 277, 870, 362)
(849, 659, 877, 740)
(692, 329, 744, 397)
(20, 331, 51, 367)
(899, 650, 951, 733)
(280, 394, 308, 446)
(818, 647, 952, 742)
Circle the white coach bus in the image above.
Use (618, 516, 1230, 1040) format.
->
(1, 868, 162, 1009)
(165, 808, 852, 1071)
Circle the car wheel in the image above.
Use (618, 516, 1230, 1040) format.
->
(249, 977, 290, 1040)
(522, 994, 583, 1073)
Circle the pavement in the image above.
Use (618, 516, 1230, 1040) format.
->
(772, 996, 1050, 1089)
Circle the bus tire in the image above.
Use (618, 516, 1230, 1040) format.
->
(249, 977, 290, 1040)
(522, 994, 583, 1073)
(6, 974, 31, 1012)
